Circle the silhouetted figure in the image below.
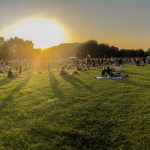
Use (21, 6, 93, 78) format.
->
(118, 58, 123, 66)
(106, 66, 113, 77)
(8, 68, 14, 78)
(101, 67, 107, 77)
(19, 65, 22, 74)
(60, 67, 68, 76)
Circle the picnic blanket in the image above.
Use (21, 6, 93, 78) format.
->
(96, 76, 122, 79)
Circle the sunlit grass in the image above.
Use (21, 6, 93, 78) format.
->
(0, 65, 150, 149)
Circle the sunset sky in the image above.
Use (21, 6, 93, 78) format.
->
(0, 0, 150, 49)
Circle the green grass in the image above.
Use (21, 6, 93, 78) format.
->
(0, 65, 150, 150)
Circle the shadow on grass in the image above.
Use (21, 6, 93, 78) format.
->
(117, 77, 150, 89)
(0, 77, 15, 87)
(48, 71, 64, 100)
(0, 74, 32, 110)
(62, 75, 91, 90)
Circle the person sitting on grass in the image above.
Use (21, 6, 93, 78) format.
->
(71, 70, 79, 75)
(8, 68, 14, 78)
(0, 68, 3, 73)
(1, 65, 7, 73)
(101, 67, 107, 77)
(114, 65, 128, 77)
(110, 64, 115, 72)
(77, 65, 82, 71)
(60, 67, 68, 76)
(106, 66, 114, 77)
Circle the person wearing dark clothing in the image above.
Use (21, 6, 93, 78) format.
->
(60, 67, 68, 76)
(101, 67, 107, 77)
(106, 66, 114, 77)
(118, 58, 123, 66)
(143, 57, 146, 65)
(19, 65, 22, 74)
(8, 68, 14, 78)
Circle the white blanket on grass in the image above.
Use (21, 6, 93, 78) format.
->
(96, 76, 122, 79)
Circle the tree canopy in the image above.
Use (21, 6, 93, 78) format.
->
(0, 38, 149, 61)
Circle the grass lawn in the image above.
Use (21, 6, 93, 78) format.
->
(0, 65, 150, 150)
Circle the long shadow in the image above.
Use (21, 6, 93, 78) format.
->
(62, 75, 91, 90)
(116, 77, 150, 89)
(0, 77, 15, 87)
(0, 74, 32, 110)
(48, 71, 64, 100)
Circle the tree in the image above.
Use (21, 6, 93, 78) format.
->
(0, 37, 34, 60)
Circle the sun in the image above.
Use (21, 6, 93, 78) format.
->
(3, 18, 67, 48)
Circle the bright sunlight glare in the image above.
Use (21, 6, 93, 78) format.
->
(2, 18, 67, 48)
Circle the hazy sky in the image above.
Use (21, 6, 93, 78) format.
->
(0, 0, 150, 49)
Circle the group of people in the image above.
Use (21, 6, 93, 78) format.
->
(0, 56, 149, 78)
(59, 56, 150, 78)
(0, 62, 23, 78)
(100, 65, 126, 77)
(62, 57, 124, 72)
(63, 57, 147, 72)
(6, 66, 22, 78)
(101, 66, 114, 77)
(63, 56, 150, 71)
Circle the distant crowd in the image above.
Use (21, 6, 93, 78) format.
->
(63, 57, 149, 71)
(60, 56, 149, 76)
(0, 56, 150, 78)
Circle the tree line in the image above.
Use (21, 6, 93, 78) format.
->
(76, 40, 150, 58)
(0, 38, 150, 61)
(0, 37, 35, 60)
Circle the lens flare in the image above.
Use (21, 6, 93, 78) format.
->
(2, 18, 68, 48)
